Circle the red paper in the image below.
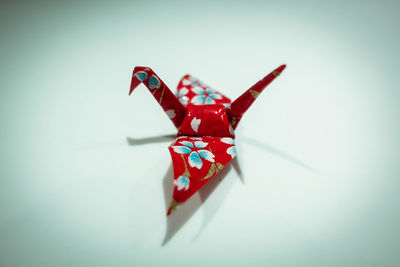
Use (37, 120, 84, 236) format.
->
(129, 65, 286, 215)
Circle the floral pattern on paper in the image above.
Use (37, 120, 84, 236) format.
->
(221, 137, 236, 158)
(178, 87, 189, 105)
(172, 141, 215, 169)
(174, 175, 190, 191)
(191, 87, 223, 105)
(190, 117, 201, 132)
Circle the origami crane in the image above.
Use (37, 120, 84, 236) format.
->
(129, 65, 286, 215)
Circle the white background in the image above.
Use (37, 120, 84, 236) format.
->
(1, 1, 399, 266)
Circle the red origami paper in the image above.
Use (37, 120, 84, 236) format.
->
(129, 65, 286, 215)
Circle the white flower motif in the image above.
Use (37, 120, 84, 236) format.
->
(221, 137, 236, 158)
(166, 109, 176, 119)
(174, 176, 190, 191)
(178, 87, 189, 105)
(221, 137, 234, 144)
(191, 87, 222, 105)
(190, 117, 201, 132)
(172, 141, 215, 169)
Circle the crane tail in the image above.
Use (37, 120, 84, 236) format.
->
(229, 64, 286, 129)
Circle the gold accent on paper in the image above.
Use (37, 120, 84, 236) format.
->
(272, 70, 281, 77)
(159, 84, 165, 105)
(199, 162, 224, 181)
(168, 199, 179, 215)
(200, 163, 217, 181)
(216, 162, 224, 170)
(231, 116, 238, 127)
(180, 154, 191, 177)
(250, 90, 260, 99)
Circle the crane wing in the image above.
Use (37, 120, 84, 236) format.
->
(167, 136, 236, 215)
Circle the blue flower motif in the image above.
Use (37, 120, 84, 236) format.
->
(148, 75, 161, 89)
(172, 141, 215, 169)
(175, 176, 190, 191)
(191, 86, 223, 105)
(226, 146, 236, 158)
(221, 137, 236, 158)
(178, 87, 189, 105)
(135, 71, 147, 82)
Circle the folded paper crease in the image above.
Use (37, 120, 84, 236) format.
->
(129, 65, 286, 215)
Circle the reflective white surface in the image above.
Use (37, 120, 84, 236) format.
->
(0, 1, 399, 266)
